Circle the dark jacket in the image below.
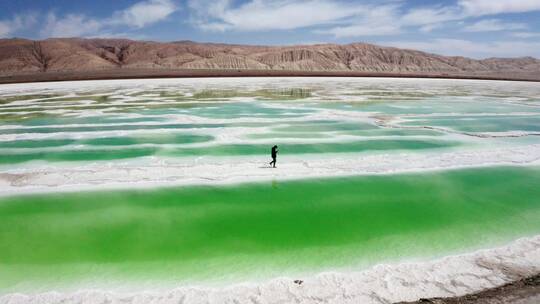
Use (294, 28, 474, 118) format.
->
(271, 146, 278, 158)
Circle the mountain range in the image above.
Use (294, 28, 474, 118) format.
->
(0, 38, 539, 82)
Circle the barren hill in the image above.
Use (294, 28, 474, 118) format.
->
(1, 38, 539, 82)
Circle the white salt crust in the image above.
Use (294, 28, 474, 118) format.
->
(1, 235, 538, 304)
(1, 144, 539, 197)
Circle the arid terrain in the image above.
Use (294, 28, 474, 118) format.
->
(398, 275, 540, 304)
(0, 38, 539, 83)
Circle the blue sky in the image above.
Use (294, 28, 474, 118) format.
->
(1, 0, 540, 58)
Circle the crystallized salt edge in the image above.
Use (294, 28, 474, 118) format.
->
(1, 235, 538, 304)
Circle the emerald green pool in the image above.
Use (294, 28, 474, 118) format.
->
(1, 166, 539, 291)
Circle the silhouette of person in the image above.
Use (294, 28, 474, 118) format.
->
(269, 145, 278, 168)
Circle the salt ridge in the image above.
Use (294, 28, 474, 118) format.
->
(1, 144, 539, 197)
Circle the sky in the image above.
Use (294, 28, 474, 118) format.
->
(1, 0, 540, 58)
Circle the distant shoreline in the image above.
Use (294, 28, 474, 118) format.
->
(1, 68, 539, 85)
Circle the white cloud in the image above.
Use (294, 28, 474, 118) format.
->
(0, 23, 9, 37)
(187, 0, 540, 38)
(419, 23, 443, 33)
(395, 1, 540, 35)
(110, 0, 177, 28)
(401, 6, 462, 26)
(40, 0, 178, 38)
(463, 19, 527, 32)
(42, 13, 101, 37)
(188, 0, 369, 32)
(459, 0, 540, 16)
(316, 4, 401, 37)
(319, 24, 400, 38)
(399, 1, 540, 31)
(385, 38, 540, 58)
(511, 31, 540, 38)
(189, 0, 407, 38)
(0, 13, 37, 38)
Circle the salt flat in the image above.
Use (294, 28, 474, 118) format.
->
(0, 77, 539, 303)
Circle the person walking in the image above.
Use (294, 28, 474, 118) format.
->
(269, 145, 278, 168)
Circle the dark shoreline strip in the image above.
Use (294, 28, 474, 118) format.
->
(397, 274, 540, 304)
(1, 68, 539, 85)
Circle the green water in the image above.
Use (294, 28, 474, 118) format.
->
(0, 139, 458, 164)
(402, 116, 540, 132)
(2, 81, 540, 170)
(0, 134, 213, 149)
(1, 166, 540, 291)
(0, 123, 226, 135)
